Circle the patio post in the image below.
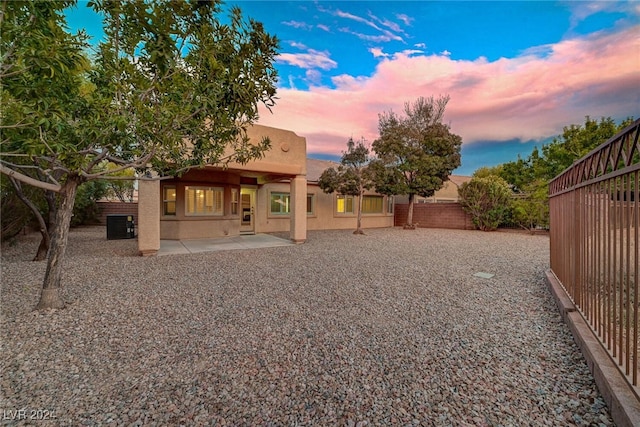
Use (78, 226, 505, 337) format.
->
(138, 177, 161, 256)
(290, 174, 307, 243)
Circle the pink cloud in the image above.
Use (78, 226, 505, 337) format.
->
(257, 28, 640, 158)
(368, 47, 388, 58)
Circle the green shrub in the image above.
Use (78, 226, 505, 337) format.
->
(511, 180, 549, 232)
(458, 176, 512, 231)
(72, 180, 108, 226)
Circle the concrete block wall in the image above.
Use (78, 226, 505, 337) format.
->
(394, 202, 474, 230)
(95, 202, 138, 225)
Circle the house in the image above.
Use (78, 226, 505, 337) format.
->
(136, 124, 394, 256)
(265, 158, 395, 233)
(394, 175, 472, 204)
(423, 175, 472, 202)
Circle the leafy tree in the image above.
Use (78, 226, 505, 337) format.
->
(540, 116, 631, 179)
(458, 176, 512, 231)
(511, 179, 549, 232)
(371, 96, 462, 228)
(2, 174, 56, 260)
(318, 137, 374, 234)
(1, 0, 279, 309)
(0, 177, 27, 239)
(103, 163, 136, 202)
(71, 180, 109, 226)
(499, 154, 536, 193)
(494, 116, 634, 230)
(499, 117, 635, 190)
(472, 165, 503, 179)
(1, 0, 84, 261)
(1, 174, 50, 246)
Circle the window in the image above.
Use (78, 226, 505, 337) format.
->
(270, 192, 315, 215)
(306, 194, 315, 215)
(163, 186, 176, 216)
(387, 195, 394, 214)
(185, 186, 223, 216)
(362, 195, 384, 214)
(336, 194, 354, 214)
(270, 192, 290, 215)
(231, 188, 239, 215)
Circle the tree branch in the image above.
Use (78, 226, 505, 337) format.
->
(0, 164, 62, 192)
(85, 148, 109, 171)
(81, 150, 155, 179)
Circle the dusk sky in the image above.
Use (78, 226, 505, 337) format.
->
(67, 1, 640, 175)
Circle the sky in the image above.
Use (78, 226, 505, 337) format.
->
(66, 1, 640, 175)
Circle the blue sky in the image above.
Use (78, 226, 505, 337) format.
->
(67, 1, 640, 175)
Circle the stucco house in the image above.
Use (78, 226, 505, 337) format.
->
(394, 175, 472, 205)
(137, 124, 394, 256)
(422, 175, 472, 202)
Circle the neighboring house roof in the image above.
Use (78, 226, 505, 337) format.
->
(447, 175, 472, 188)
(306, 158, 339, 183)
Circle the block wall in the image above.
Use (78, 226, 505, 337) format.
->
(394, 203, 474, 230)
(95, 202, 138, 225)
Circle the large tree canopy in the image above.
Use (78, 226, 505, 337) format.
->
(371, 95, 462, 228)
(498, 116, 635, 190)
(86, 0, 279, 175)
(0, 0, 280, 309)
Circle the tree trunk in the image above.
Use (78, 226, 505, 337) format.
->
(9, 177, 50, 261)
(37, 190, 58, 261)
(33, 231, 50, 261)
(45, 189, 57, 227)
(35, 177, 80, 310)
(354, 192, 365, 235)
(405, 193, 416, 229)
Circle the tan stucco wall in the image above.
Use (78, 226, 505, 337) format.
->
(224, 124, 307, 177)
(395, 176, 471, 204)
(430, 180, 461, 201)
(256, 182, 394, 233)
(161, 218, 240, 240)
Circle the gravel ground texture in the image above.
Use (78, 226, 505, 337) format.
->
(1, 226, 613, 426)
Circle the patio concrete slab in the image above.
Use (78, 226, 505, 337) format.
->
(158, 234, 293, 256)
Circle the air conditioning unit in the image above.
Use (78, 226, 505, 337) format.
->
(106, 215, 135, 240)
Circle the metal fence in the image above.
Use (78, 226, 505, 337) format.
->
(549, 119, 639, 390)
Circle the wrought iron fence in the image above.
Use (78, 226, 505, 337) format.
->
(549, 119, 639, 390)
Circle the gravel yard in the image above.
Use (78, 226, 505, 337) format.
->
(1, 226, 613, 426)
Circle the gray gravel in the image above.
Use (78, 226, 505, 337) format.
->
(1, 226, 613, 426)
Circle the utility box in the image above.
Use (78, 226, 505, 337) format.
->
(106, 215, 135, 240)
